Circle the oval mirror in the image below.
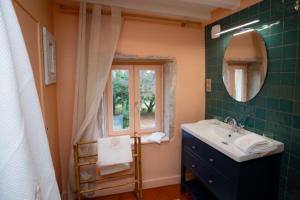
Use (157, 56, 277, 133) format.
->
(222, 30, 267, 102)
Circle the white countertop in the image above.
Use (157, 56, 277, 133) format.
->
(181, 119, 284, 162)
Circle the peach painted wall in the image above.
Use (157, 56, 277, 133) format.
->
(54, 7, 205, 197)
(13, 0, 62, 191)
(206, 0, 262, 25)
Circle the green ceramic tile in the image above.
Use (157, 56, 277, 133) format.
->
(230, 12, 240, 24)
(281, 73, 295, 85)
(284, 30, 298, 45)
(267, 72, 281, 84)
(204, 1, 300, 197)
(292, 129, 300, 143)
(239, 9, 248, 19)
(267, 97, 280, 110)
(264, 36, 271, 47)
(248, 4, 259, 17)
(270, 0, 284, 20)
(254, 95, 267, 107)
(283, 14, 298, 31)
(258, 26, 270, 37)
(256, 107, 266, 119)
(289, 155, 300, 169)
(295, 86, 300, 100)
(284, 44, 297, 59)
(259, 11, 271, 24)
(282, 59, 296, 72)
(293, 115, 300, 129)
(280, 99, 294, 113)
(280, 85, 294, 99)
(246, 116, 255, 128)
(297, 59, 300, 73)
(269, 33, 283, 47)
(266, 85, 282, 98)
(291, 142, 300, 157)
(269, 47, 283, 60)
(293, 101, 300, 115)
(245, 105, 255, 116)
(271, 21, 284, 35)
(265, 121, 292, 140)
(295, 73, 300, 85)
(269, 60, 283, 72)
(260, 0, 271, 12)
(255, 119, 266, 130)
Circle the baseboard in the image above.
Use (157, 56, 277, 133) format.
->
(61, 174, 181, 198)
(142, 174, 181, 189)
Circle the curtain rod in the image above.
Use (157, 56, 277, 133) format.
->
(58, 4, 202, 27)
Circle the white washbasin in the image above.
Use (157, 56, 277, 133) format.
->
(181, 119, 284, 162)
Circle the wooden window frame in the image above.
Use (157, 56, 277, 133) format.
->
(106, 64, 163, 136)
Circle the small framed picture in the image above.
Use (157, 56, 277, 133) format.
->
(43, 27, 56, 85)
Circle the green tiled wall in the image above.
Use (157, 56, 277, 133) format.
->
(205, 0, 300, 199)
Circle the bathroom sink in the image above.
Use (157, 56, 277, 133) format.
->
(181, 119, 284, 162)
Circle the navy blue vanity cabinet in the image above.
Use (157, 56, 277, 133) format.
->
(181, 130, 282, 200)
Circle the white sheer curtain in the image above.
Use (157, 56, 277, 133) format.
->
(0, 0, 60, 199)
(68, 1, 122, 197)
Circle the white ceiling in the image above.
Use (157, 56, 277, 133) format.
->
(57, 0, 241, 22)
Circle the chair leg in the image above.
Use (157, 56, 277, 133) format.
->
(134, 137, 139, 199)
(138, 137, 143, 200)
(73, 144, 81, 200)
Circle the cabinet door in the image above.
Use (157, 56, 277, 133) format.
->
(184, 149, 234, 200)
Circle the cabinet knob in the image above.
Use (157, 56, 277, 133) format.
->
(191, 164, 196, 168)
(191, 145, 196, 149)
(209, 158, 214, 162)
(208, 179, 214, 184)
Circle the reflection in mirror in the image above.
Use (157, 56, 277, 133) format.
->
(223, 30, 267, 102)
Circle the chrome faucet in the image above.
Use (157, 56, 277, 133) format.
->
(224, 116, 244, 133)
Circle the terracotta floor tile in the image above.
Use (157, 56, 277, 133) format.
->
(90, 184, 190, 200)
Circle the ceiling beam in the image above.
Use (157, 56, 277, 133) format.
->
(75, 0, 211, 21)
(181, 0, 240, 9)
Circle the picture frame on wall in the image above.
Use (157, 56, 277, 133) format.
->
(43, 27, 56, 85)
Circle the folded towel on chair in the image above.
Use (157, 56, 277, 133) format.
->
(96, 135, 133, 175)
(99, 163, 130, 175)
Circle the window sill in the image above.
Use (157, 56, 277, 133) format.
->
(130, 134, 170, 145)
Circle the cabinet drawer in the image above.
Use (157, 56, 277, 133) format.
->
(184, 149, 234, 200)
(183, 130, 237, 179)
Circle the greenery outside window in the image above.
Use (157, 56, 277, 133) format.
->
(106, 64, 162, 136)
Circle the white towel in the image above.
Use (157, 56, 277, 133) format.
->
(97, 135, 133, 175)
(99, 163, 131, 175)
(234, 134, 276, 154)
(145, 132, 166, 144)
(0, 1, 60, 199)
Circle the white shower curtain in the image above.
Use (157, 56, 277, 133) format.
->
(68, 2, 122, 196)
(0, 0, 60, 199)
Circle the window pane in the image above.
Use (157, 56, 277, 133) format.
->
(139, 70, 156, 129)
(112, 70, 130, 130)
